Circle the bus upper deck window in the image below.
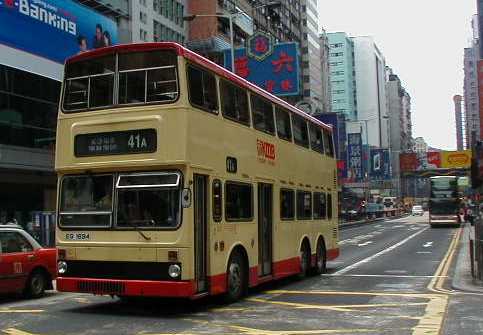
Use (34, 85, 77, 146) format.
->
(118, 51, 179, 105)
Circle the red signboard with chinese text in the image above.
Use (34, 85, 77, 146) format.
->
(257, 139, 275, 161)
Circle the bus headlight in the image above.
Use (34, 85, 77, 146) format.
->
(168, 264, 181, 278)
(58, 261, 68, 275)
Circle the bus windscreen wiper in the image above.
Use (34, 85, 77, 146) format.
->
(122, 220, 153, 241)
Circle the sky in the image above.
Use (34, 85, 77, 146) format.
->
(318, 0, 477, 151)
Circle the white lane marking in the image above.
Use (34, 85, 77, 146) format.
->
(417, 251, 432, 254)
(423, 242, 433, 248)
(357, 241, 373, 247)
(384, 270, 408, 274)
(324, 274, 447, 278)
(333, 227, 429, 275)
(339, 234, 375, 245)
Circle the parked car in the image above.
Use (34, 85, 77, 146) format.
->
(411, 205, 424, 216)
(0, 224, 56, 298)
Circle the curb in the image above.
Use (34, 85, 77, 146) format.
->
(451, 223, 483, 293)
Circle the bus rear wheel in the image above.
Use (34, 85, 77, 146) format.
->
(298, 243, 310, 278)
(313, 241, 327, 275)
(224, 252, 246, 303)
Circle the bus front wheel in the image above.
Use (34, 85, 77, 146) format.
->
(224, 252, 247, 303)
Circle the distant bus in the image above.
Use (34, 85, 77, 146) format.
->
(428, 176, 460, 227)
(55, 42, 339, 301)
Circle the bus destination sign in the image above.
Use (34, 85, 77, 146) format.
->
(74, 129, 157, 157)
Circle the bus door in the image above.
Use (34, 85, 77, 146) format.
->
(258, 183, 273, 277)
(193, 174, 208, 293)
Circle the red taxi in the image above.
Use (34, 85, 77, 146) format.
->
(0, 225, 56, 297)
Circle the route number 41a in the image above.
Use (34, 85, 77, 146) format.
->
(128, 134, 148, 149)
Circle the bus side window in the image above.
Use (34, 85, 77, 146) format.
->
(220, 80, 250, 126)
(280, 189, 295, 220)
(225, 182, 253, 221)
(292, 114, 309, 148)
(187, 65, 218, 113)
(327, 193, 333, 220)
(309, 124, 324, 154)
(297, 191, 312, 220)
(323, 130, 335, 157)
(275, 107, 292, 141)
(313, 192, 327, 219)
(213, 179, 222, 222)
(251, 94, 275, 135)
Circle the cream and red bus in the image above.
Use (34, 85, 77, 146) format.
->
(55, 42, 339, 301)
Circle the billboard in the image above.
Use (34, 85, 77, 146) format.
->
(370, 149, 391, 180)
(347, 133, 363, 182)
(440, 150, 471, 169)
(400, 150, 471, 172)
(315, 113, 347, 159)
(224, 39, 300, 96)
(337, 160, 347, 180)
(0, 0, 118, 64)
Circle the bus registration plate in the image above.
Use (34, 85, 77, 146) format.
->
(65, 233, 90, 241)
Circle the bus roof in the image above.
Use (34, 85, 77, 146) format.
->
(66, 42, 332, 132)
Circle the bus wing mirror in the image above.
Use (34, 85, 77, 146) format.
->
(182, 188, 192, 208)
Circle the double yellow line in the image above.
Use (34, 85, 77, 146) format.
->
(413, 227, 462, 335)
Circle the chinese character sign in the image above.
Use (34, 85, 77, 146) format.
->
(224, 42, 300, 96)
(0, 0, 118, 64)
(347, 133, 363, 182)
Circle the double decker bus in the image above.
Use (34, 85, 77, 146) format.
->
(55, 43, 339, 301)
(428, 176, 460, 227)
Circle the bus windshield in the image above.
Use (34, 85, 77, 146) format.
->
(429, 199, 459, 215)
(59, 172, 181, 228)
(430, 178, 457, 199)
(62, 50, 179, 112)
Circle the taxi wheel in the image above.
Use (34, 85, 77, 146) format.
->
(25, 270, 47, 298)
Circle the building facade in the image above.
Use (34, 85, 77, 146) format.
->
(0, 0, 119, 225)
(78, 0, 188, 44)
(327, 32, 357, 121)
(352, 36, 389, 148)
(463, 15, 480, 148)
(319, 28, 331, 114)
(386, 69, 413, 197)
(413, 137, 429, 153)
(454, 95, 464, 150)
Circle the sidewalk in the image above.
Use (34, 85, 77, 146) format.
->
(452, 223, 483, 293)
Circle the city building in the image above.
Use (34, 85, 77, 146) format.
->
(0, 0, 117, 225)
(454, 95, 464, 151)
(77, 0, 188, 44)
(352, 36, 389, 148)
(319, 28, 332, 114)
(386, 68, 413, 197)
(477, 0, 483, 56)
(327, 32, 357, 121)
(298, 0, 323, 112)
(185, 0, 326, 113)
(463, 15, 480, 148)
(413, 137, 429, 153)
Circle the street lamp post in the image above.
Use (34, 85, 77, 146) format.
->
(183, 2, 281, 73)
